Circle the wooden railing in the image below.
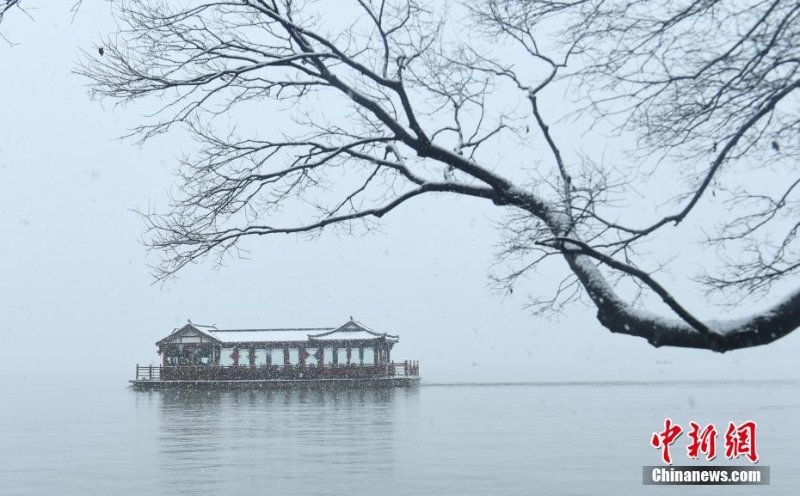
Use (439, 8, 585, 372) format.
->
(135, 361, 419, 381)
(136, 364, 161, 381)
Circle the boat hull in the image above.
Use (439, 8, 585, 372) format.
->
(130, 376, 421, 390)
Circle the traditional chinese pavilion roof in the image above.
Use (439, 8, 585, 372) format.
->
(156, 319, 398, 346)
(309, 320, 399, 342)
(200, 328, 333, 343)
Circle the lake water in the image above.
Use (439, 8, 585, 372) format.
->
(1, 377, 798, 495)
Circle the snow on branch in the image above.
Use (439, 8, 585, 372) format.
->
(80, 0, 800, 352)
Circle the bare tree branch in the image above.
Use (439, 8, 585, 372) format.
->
(78, 0, 800, 352)
(0, 0, 20, 22)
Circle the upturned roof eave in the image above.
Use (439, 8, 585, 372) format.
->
(155, 323, 222, 346)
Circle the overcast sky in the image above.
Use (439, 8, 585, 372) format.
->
(1, 2, 798, 385)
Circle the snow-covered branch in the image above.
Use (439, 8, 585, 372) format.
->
(79, 0, 800, 352)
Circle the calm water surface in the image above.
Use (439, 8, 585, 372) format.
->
(1, 377, 798, 495)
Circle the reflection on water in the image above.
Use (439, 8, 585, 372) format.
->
(2, 379, 799, 496)
(152, 388, 417, 495)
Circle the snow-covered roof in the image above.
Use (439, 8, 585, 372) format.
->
(157, 320, 398, 346)
(204, 328, 333, 343)
(310, 320, 399, 342)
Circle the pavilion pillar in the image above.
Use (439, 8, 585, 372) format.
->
(232, 348, 240, 367)
(359, 346, 364, 365)
(283, 347, 290, 367)
(346, 345, 352, 365)
(332, 347, 339, 366)
(299, 346, 307, 367)
(214, 346, 221, 366)
(265, 347, 272, 366)
(386, 346, 391, 364)
(161, 347, 167, 367)
(373, 346, 379, 366)
(248, 347, 256, 368)
(318, 348, 324, 368)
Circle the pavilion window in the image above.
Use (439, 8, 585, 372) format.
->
(270, 348, 283, 367)
(248, 347, 265, 367)
(172, 344, 193, 366)
(336, 348, 347, 367)
(305, 347, 318, 367)
(192, 346, 213, 366)
(164, 344, 183, 365)
(362, 347, 374, 366)
(219, 348, 230, 366)
(288, 348, 299, 366)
